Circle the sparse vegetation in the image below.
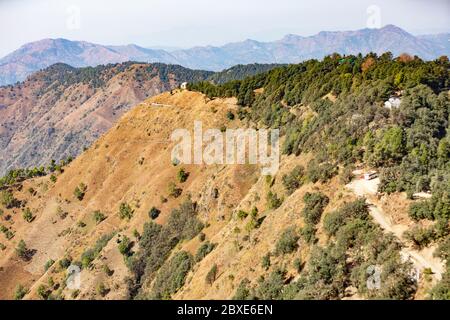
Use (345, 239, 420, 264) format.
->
(195, 241, 216, 262)
(150, 251, 194, 299)
(73, 183, 87, 201)
(275, 227, 299, 255)
(177, 168, 189, 183)
(22, 207, 34, 223)
(119, 203, 134, 220)
(14, 285, 28, 300)
(282, 165, 304, 195)
(206, 264, 218, 285)
(93, 210, 106, 224)
(149, 207, 161, 220)
(16, 240, 31, 261)
(267, 191, 283, 210)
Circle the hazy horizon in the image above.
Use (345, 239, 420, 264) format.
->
(1, 0, 449, 57)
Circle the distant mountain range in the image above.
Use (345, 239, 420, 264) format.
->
(1, 25, 448, 86)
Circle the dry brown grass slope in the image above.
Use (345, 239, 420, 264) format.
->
(0, 90, 437, 300)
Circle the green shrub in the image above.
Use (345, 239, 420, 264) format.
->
(73, 183, 87, 201)
(177, 168, 189, 183)
(195, 241, 216, 262)
(81, 232, 115, 268)
(118, 235, 132, 256)
(1, 190, 18, 208)
(206, 264, 218, 285)
(16, 240, 30, 261)
(119, 203, 134, 220)
(14, 285, 28, 300)
(127, 199, 204, 298)
(44, 259, 55, 271)
(323, 198, 369, 236)
(22, 208, 34, 223)
(96, 282, 109, 297)
(150, 251, 194, 299)
(149, 207, 161, 220)
(226, 110, 235, 120)
(300, 224, 317, 244)
(168, 182, 182, 198)
(267, 191, 283, 210)
(301, 192, 329, 225)
(306, 160, 338, 183)
(59, 257, 72, 270)
(232, 279, 254, 300)
(93, 210, 106, 224)
(275, 227, 299, 255)
(37, 284, 50, 300)
(282, 166, 304, 195)
(256, 269, 285, 300)
(237, 210, 248, 220)
(261, 253, 271, 270)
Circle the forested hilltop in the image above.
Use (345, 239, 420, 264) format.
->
(189, 53, 449, 198)
(189, 53, 450, 298)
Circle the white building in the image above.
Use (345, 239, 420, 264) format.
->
(384, 97, 401, 109)
(180, 82, 188, 90)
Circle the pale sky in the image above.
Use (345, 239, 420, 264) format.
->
(0, 0, 449, 57)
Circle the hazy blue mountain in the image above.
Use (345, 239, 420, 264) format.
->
(1, 25, 448, 86)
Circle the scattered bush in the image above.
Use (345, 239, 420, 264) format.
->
(80, 232, 115, 269)
(96, 282, 109, 297)
(119, 203, 133, 220)
(237, 210, 248, 220)
(16, 240, 31, 261)
(301, 192, 329, 225)
(261, 253, 271, 270)
(14, 285, 28, 300)
(22, 208, 34, 223)
(195, 241, 216, 262)
(323, 198, 369, 236)
(150, 251, 194, 299)
(232, 279, 254, 300)
(177, 168, 189, 183)
(168, 182, 182, 198)
(226, 110, 235, 120)
(118, 235, 132, 257)
(73, 183, 87, 201)
(275, 227, 299, 255)
(256, 269, 285, 300)
(1, 190, 18, 208)
(93, 210, 106, 224)
(206, 264, 218, 285)
(149, 207, 161, 220)
(267, 191, 283, 210)
(306, 160, 338, 183)
(37, 284, 50, 300)
(282, 165, 304, 195)
(44, 259, 55, 271)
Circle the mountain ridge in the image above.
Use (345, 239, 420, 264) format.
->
(1, 24, 448, 86)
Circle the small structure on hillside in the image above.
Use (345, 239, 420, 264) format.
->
(180, 82, 188, 90)
(363, 171, 378, 181)
(384, 96, 401, 109)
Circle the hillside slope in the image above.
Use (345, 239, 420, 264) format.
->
(0, 89, 447, 300)
(0, 62, 212, 175)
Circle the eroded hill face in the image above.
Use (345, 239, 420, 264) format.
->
(0, 91, 443, 300)
(0, 63, 212, 175)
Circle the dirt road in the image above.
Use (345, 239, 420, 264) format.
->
(347, 174, 444, 280)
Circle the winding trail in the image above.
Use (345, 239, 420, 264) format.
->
(346, 173, 444, 281)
